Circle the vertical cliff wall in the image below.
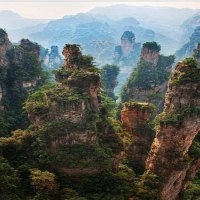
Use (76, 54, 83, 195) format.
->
(146, 57, 200, 200)
(0, 28, 47, 135)
(0, 29, 12, 111)
(24, 44, 123, 175)
(121, 42, 175, 113)
(121, 102, 155, 174)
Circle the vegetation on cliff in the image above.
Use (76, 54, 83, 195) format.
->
(0, 37, 47, 136)
(101, 64, 120, 100)
(0, 44, 130, 200)
(0, 29, 200, 199)
(142, 42, 161, 52)
(146, 54, 200, 200)
(121, 41, 175, 113)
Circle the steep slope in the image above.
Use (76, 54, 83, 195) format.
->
(121, 102, 155, 174)
(22, 44, 123, 175)
(146, 57, 200, 200)
(176, 26, 200, 61)
(0, 29, 47, 135)
(181, 14, 200, 43)
(0, 44, 138, 199)
(121, 42, 175, 113)
(0, 29, 12, 111)
(0, 10, 49, 31)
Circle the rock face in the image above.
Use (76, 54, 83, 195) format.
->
(121, 102, 155, 174)
(0, 29, 46, 135)
(176, 26, 200, 61)
(146, 57, 200, 200)
(141, 44, 159, 65)
(0, 29, 12, 110)
(25, 44, 123, 175)
(121, 42, 175, 113)
(41, 45, 63, 71)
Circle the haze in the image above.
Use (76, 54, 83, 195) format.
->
(0, 1, 200, 19)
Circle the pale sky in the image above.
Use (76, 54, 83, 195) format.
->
(0, 1, 200, 19)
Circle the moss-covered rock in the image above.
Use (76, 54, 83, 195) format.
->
(121, 42, 174, 114)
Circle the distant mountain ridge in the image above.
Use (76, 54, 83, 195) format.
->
(1, 6, 200, 65)
(0, 10, 50, 30)
(89, 5, 199, 38)
(28, 12, 176, 65)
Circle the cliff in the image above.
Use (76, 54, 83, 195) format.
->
(146, 57, 200, 200)
(0, 29, 12, 110)
(121, 42, 175, 113)
(24, 44, 123, 176)
(121, 102, 155, 174)
(0, 29, 46, 135)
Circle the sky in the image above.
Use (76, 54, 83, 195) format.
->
(0, 1, 200, 19)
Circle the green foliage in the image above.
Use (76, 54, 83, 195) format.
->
(101, 64, 120, 100)
(0, 41, 178, 200)
(0, 113, 10, 136)
(99, 93, 118, 118)
(30, 169, 57, 192)
(183, 172, 200, 200)
(62, 170, 135, 200)
(37, 119, 88, 140)
(61, 188, 87, 200)
(0, 28, 7, 37)
(121, 48, 174, 115)
(123, 101, 156, 113)
(79, 55, 96, 69)
(121, 54, 174, 103)
(182, 57, 197, 68)
(143, 42, 161, 52)
(154, 107, 200, 127)
(35, 144, 113, 169)
(24, 83, 89, 118)
(134, 172, 161, 200)
(1, 41, 48, 135)
(188, 133, 200, 160)
(171, 58, 200, 86)
(0, 156, 21, 200)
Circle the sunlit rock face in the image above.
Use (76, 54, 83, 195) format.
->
(121, 102, 155, 174)
(121, 102, 152, 132)
(146, 56, 200, 200)
(28, 44, 101, 126)
(121, 42, 175, 114)
(141, 47, 159, 65)
(25, 44, 123, 176)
